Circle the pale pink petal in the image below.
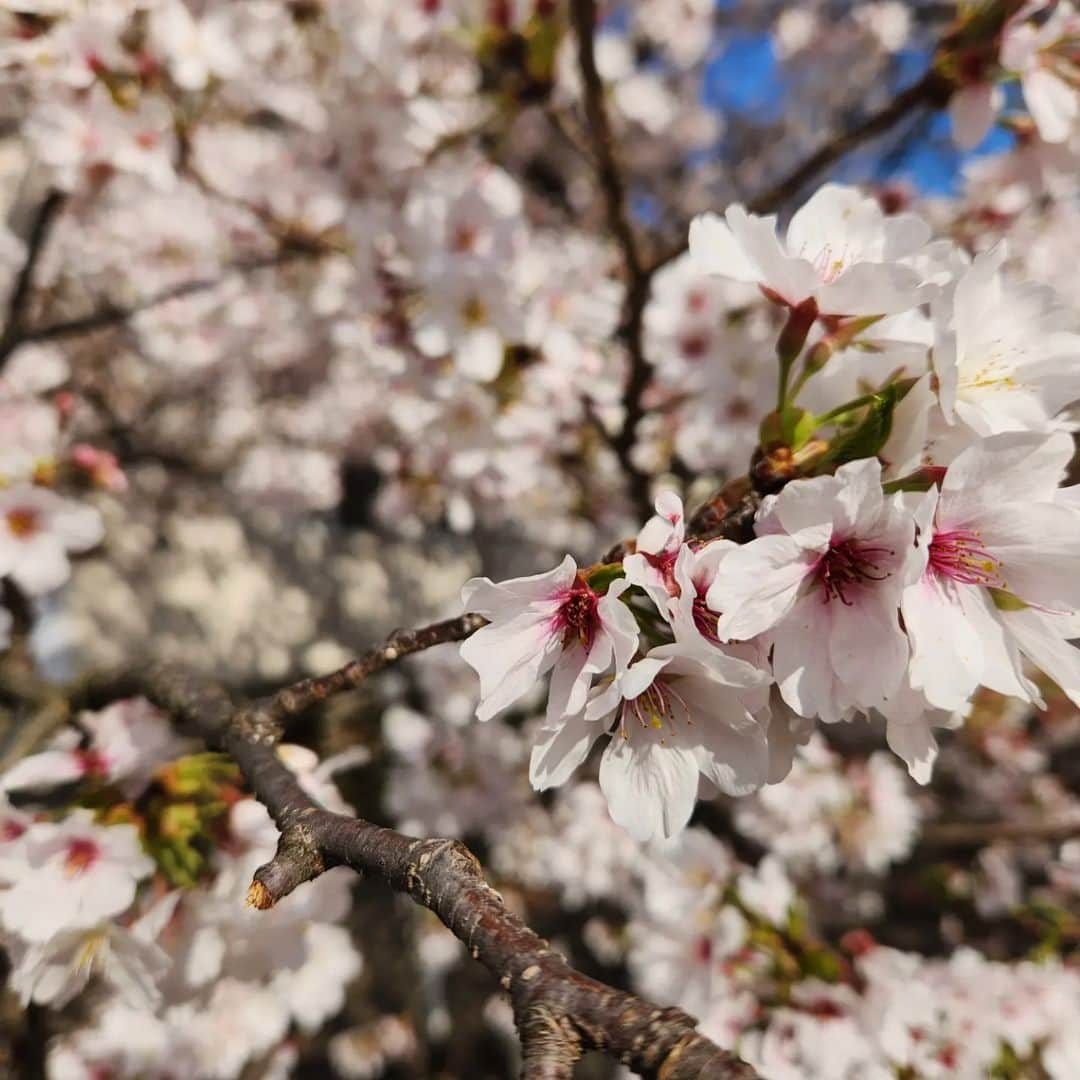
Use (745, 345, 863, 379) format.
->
(546, 643, 593, 724)
(1002, 607, 1080, 707)
(902, 575, 983, 712)
(816, 260, 924, 316)
(710, 535, 818, 641)
(687, 211, 760, 283)
(1, 751, 84, 793)
(828, 592, 908, 708)
(10, 537, 71, 595)
(1024, 68, 1078, 143)
(941, 431, 1073, 524)
(885, 715, 938, 784)
(690, 702, 769, 796)
(461, 555, 576, 614)
(460, 610, 560, 722)
(725, 205, 819, 305)
(949, 83, 999, 150)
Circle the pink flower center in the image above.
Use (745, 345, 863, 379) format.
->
(6, 508, 39, 540)
(692, 935, 713, 965)
(643, 548, 680, 594)
(927, 529, 1001, 588)
(64, 838, 100, 876)
(75, 749, 111, 779)
(552, 582, 600, 649)
(450, 222, 478, 253)
(1, 819, 26, 842)
(692, 586, 721, 645)
(679, 332, 710, 359)
(816, 538, 894, 606)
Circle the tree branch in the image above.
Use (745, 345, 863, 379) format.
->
(571, 0, 655, 521)
(112, 622, 758, 1080)
(0, 190, 65, 371)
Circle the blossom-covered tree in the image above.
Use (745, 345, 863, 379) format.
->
(1, 0, 1080, 1077)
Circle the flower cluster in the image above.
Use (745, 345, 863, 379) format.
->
(2, 0, 1080, 1075)
(0, 699, 363, 1078)
(462, 181, 1080, 840)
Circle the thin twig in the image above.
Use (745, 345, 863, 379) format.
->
(571, 0, 655, 521)
(650, 68, 951, 274)
(0, 190, 66, 370)
(253, 613, 487, 726)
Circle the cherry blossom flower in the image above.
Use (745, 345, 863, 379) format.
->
(530, 645, 770, 842)
(902, 431, 1080, 713)
(708, 458, 915, 724)
(688, 184, 932, 316)
(460, 555, 639, 724)
(0, 810, 154, 943)
(1002, 0, 1080, 144)
(1, 698, 188, 798)
(933, 244, 1080, 436)
(8, 892, 178, 1009)
(0, 484, 104, 596)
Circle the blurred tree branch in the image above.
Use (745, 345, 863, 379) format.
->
(571, 0, 657, 522)
(0, 189, 66, 371)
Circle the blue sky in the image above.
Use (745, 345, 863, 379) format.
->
(700, 31, 1015, 196)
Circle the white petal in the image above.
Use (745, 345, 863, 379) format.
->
(1003, 607, 1080, 707)
(529, 713, 604, 791)
(460, 555, 576, 614)
(941, 431, 1073, 522)
(10, 538, 71, 595)
(546, 643, 592, 724)
(455, 327, 504, 382)
(692, 704, 769, 796)
(688, 211, 760, 283)
(828, 591, 908, 710)
(902, 575, 982, 712)
(726, 205, 818, 305)
(599, 733, 699, 842)
(1, 751, 84, 792)
(459, 611, 559, 722)
(771, 602, 842, 723)
(886, 716, 938, 784)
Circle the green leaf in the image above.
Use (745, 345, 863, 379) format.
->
(759, 406, 817, 450)
(585, 562, 625, 594)
(823, 384, 902, 466)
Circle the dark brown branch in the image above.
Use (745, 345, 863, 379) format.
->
(0, 190, 65, 370)
(118, 624, 757, 1080)
(571, 0, 655, 521)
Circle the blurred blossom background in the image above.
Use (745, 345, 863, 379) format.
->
(0, 1, 1079, 1078)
